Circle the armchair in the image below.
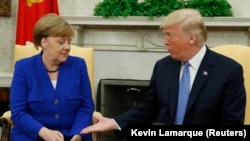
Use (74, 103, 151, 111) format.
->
(1, 44, 102, 141)
(0, 116, 10, 141)
(210, 44, 250, 124)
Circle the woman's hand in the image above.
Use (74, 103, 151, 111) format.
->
(38, 127, 64, 141)
(70, 135, 82, 141)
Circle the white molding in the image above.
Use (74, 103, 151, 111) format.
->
(0, 73, 13, 87)
(204, 17, 250, 27)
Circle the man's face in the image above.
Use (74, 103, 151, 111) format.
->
(163, 24, 191, 62)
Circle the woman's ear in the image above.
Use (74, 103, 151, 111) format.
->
(41, 37, 47, 48)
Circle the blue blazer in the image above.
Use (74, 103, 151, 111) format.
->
(10, 52, 94, 141)
(114, 47, 246, 137)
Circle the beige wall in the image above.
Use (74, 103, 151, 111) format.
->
(0, 0, 249, 94)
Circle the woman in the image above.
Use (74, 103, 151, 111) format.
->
(10, 13, 94, 141)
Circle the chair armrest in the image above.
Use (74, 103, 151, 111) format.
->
(0, 117, 11, 141)
(1, 111, 12, 126)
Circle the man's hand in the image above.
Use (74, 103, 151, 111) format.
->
(81, 113, 118, 134)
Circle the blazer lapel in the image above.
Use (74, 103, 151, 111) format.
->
(36, 54, 56, 92)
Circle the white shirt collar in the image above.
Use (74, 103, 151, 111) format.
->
(188, 44, 207, 70)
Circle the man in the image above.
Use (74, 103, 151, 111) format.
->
(81, 8, 246, 138)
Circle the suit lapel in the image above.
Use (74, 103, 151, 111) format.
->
(186, 49, 213, 112)
(169, 60, 182, 119)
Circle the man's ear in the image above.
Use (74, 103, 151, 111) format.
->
(189, 34, 197, 44)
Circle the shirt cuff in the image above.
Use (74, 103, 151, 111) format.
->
(111, 119, 121, 131)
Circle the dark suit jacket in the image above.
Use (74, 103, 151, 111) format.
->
(114, 47, 246, 137)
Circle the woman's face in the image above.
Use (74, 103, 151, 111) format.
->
(41, 36, 71, 64)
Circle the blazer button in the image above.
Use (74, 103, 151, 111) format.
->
(54, 99, 59, 104)
(54, 114, 59, 119)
